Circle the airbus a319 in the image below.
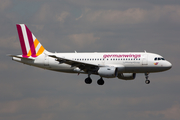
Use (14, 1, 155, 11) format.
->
(8, 24, 172, 85)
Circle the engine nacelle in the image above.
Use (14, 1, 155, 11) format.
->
(98, 67, 118, 78)
(117, 73, 136, 80)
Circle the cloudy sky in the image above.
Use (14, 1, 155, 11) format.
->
(1, 0, 180, 120)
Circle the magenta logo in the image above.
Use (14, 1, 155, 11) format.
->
(103, 54, 141, 59)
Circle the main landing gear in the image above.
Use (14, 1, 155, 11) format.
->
(85, 77, 92, 84)
(84, 77, 104, 85)
(145, 73, 150, 84)
(84, 71, 105, 85)
(97, 77, 104, 85)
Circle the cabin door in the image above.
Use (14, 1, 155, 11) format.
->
(142, 54, 148, 65)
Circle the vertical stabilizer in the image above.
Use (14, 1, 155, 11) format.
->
(16, 24, 46, 58)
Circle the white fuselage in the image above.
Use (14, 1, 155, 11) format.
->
(13, 52, 172, 74)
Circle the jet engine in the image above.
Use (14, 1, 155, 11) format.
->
(98, 67, 118, 78)
(117, 73, 136, 80)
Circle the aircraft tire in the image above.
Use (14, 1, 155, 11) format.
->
(145, 80, 150, 84)
(97, 78, 104, 85)
(85, 77, 92, 84)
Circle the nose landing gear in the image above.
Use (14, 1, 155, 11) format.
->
(145, 73, 150, 84)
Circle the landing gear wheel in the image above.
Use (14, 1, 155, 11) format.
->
(145, 80, 150, 84)
(85, 77, 92, 84)
(97, 78, 104, 85)
(144, 73, 150, 84)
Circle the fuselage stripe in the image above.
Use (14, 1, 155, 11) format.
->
(36, 46, 45, 56)
(16, 25, 28, 58)
(21, 25, 30, 55)
(35, 43, 41, 53)
(25, 25, 37, 57)
(34, 39, 39, 49)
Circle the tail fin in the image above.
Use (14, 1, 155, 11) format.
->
(16, 24, 45, 58)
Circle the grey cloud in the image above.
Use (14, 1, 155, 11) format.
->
(0, 0, 12, 11)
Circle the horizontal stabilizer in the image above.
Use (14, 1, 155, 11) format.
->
(7, 54, 35, 60)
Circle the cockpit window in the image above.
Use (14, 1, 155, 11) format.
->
(154, 57, 165, 61)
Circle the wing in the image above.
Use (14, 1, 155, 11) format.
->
(49, 55, 104, 72)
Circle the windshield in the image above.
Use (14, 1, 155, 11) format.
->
(154, 57, 166, 61)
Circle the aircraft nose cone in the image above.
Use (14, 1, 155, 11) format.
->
(165, 61, 172, 70)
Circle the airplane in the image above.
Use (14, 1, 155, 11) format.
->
(8, 24, 172, 85)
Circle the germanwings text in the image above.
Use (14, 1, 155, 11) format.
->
(103, 54, 141, 59)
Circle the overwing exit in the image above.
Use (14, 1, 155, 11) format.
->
(8, 24, 172, 85)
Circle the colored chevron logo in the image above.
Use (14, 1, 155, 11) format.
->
(154, 62, 159, 65)
(16, 24, 45, 58)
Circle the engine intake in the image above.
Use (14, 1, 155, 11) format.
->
(98, 67, 118, 78)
